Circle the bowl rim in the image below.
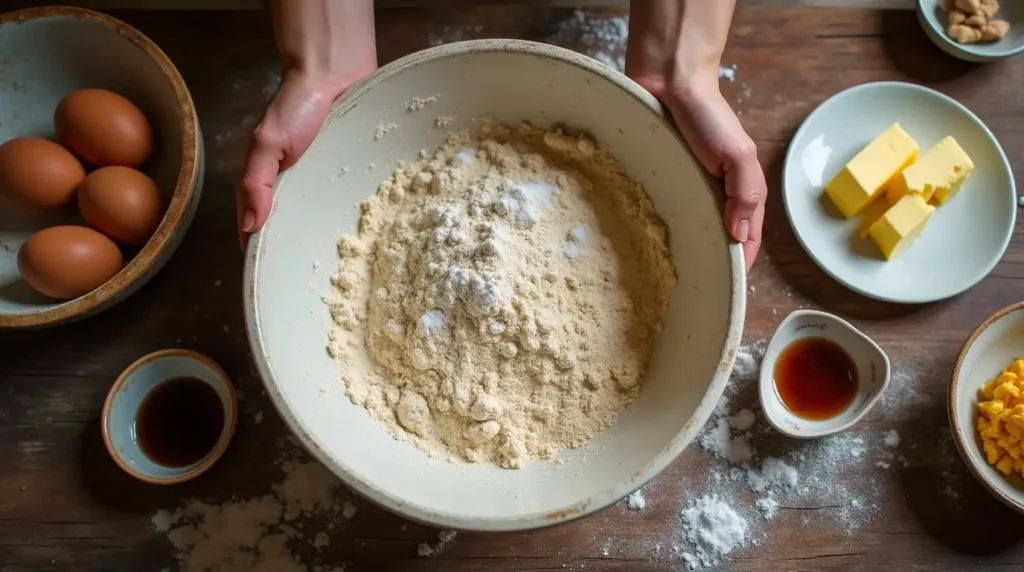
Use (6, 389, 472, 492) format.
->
(101, 348, 238, 485)
(782, 80, 1017, 304)
(0, 6, 201, 328)
(948, 300, 1024, 515)
(916, 0, 1024, 61)
(759, 309, 891, 439)
(243, 38, 746, 531)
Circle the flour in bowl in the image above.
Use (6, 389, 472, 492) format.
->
(326, 118, 676, 468)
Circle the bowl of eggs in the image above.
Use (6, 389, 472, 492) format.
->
(0, 6, 203, 328)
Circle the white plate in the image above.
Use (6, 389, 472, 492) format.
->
(783, 82, 1016, 304)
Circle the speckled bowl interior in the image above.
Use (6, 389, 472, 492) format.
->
(244, 40, 746, 531)
(0, 7, 204, 328)
(918, 0, 1024, 62)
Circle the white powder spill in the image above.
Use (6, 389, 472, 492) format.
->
(884, 429, 900, 448)
(680, 495, 748, 568)
(672, 339, 921, 567)
(454, 148, 476, 165)
(562, 224, 588, 259)
(547, 10, 629, 72)
(626, 490, 647, 511)
(801, 134, 833, 187)
(755, 497, 778, 520)
(417, 530, 458, 557)
(718, 64, 737, 82)
(152, 460, 351, 572)
(428, 25, 483, 47)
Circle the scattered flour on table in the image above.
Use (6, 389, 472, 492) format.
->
(151, 461, 351, 572)
(675, 340, 928, 568)
(417, 530, 458, 557)
(326, 119, 676, 469)
(151, 447, 454, 571)
(547, 10, 629, 72)
(680, 495, 748, 569)
(428, 25, 483, 47)
(718, 64, 737, 82)
(626, 489, 647, 511)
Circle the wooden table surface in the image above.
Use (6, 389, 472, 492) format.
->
(2, 4, 1024, 572)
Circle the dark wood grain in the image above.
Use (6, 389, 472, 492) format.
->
(2, 5, 1024, 571)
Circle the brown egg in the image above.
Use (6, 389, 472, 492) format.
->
(78, 166, 164, 246)
(55, 88, 153, 167)
(0, 137, 85, 213)
(18, 226, 123, 300)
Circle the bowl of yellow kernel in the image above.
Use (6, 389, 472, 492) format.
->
(950, 301, 1024, 514)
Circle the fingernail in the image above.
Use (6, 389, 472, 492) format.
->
(735, 219, 750, 243)
(242, 209, 256, 232)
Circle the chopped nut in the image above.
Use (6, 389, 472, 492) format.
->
(981, 19, 1010, 41)
(948, 23, 984, 43)
(948, 9, 967, 25)
(955, 0, 981, 14)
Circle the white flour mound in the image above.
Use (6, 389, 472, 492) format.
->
(326, 119, 676, 469)
(680, 495, 748, 569)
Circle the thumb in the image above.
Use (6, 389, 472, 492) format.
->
(722, 141, 763, 243)
(237, 125, 284, 249)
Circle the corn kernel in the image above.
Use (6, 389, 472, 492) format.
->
(983, 379, 999, 400)
(1008, 445, 1023, 460)
(984, 440, 1002, 464)
(1009, 359, 1024, 377)
(1016, 458, 1024, 473)
(983, 400, 1005, 416)
(978, 417, 990, 431)
(995, 456, 1011, 474)
(995, 382, 1020, 400)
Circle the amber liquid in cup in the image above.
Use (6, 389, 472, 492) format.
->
(774, 337, 858, 420)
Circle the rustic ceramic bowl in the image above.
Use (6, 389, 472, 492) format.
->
(102, 349, 237, 485)
(949, 302, 1024, 515)
(0, 7, 204, 328)
(918, 0, 1024, 62)
(760, 310, 890, 438)
(244, 40, 745, 531)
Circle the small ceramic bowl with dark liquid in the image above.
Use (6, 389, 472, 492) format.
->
(102, 349, 236, 484)
(759, 310, 890, 438)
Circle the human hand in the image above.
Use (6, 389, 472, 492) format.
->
(625, 0, 766, 272)
(236, 72, 353, 250)
(640, 77, 766, 272)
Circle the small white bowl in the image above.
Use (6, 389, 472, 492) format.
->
(759, 310, 890, 439)
(949, 302, 1024, 515)
(102, 349, 237, 485)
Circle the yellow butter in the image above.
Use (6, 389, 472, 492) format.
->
(887, 136, 974, 205)
(824, 123, 919, 218)
(866, 193, 935, 260)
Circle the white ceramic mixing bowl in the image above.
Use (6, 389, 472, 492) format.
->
(244, 40, 744, 531)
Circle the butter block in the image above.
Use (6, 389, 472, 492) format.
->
(886, 136, 974, 206)
(867, 193, 935, 260)
(824, 123, 919, 218)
